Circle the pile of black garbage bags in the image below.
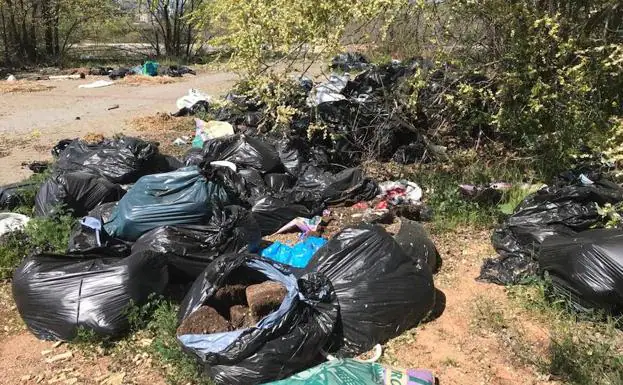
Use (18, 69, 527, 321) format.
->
(9, 134, 439, 385)
(480, 174, 623, 314)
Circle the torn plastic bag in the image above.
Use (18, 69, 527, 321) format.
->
(264, 359, 434, 385)
(177, 254, 338, 385)
(251, 197, 314, 236)
(55, 137, 159, 184)
(34, 172, 125, 217)
(539, 229, 623, 314)
(330, 52, 370, 72)
(104, 166, 232, 241)
(264, 173, 293, 192)
(308, 74, 349, 106)
(480, 179, 623, 285)
(394, 218, 441, 273)
(302, 224, 435, 356)
(67, 216, 131, 257)
(12, 250, 168, 341)
(0, 181, 39, 210)
(132, 206, 261, 282)
(200, 135, 281, 173)
(261, 236, 327, 269)
(292, 166, 379, 208)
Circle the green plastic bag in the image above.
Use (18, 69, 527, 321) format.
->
(142, 61, 159, 76)
(265, 359, 434, 385)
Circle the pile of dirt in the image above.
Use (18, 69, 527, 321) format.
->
(176, 306, 230, 335)
(177, 281, 287, 336)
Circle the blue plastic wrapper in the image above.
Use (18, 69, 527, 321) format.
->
(261, 236, 327, 268)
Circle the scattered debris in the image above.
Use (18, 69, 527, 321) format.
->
(107, 104, 119, 111)
(45, 351, 73, 363)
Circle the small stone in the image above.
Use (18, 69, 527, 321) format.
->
(45, 351, 72, 363)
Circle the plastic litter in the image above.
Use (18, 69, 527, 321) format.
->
(12, 250, 168, 340)
(176, 88, 210, 110)
(34, 172, 125, 217)
(393, 218, 441, 273)
(261, 236, 327, 268)
(330, 52, 370, 72)
(275, 216, 323, 235)
(177, 253, 338, 385)
(378, 180, 423, 205)
(302, 224, 435, 356)
(142, 60, 159, 76)
(251, 197, 314, 236)
(264, 359, 434, 385)
(198, 134, 281, 174)
(0, 213, 30, 236)
(480, 178, 623, 285)
(104, 166, 232, 241)
(78, 80, 114, 89)
(539, 229, 623, 314)
(192, 119, 235, 148)
(67, 214, 130, 257)
(0, 181, 39, 210)
(131, 206, 261, 281)
(55, 136, 160, 184)
(7, 74, 16, 82)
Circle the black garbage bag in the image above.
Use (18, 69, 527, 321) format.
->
(199, 135, 281, 174)
(55, 137, 159, 184)
(52, 139, 74, 158)
(394, 218, 441, 273)
(67, 215, 131, 258)
(183, 147, 205, 166)
(539, 229, 623, 314)
(132, 206, 261, 282)
(251, 197, 314, 236)
(104, 166, 232, 241)
(88, 201, 117, 222)
(172, 100, 210, 117)
(109, 67, 131, 80)
(480, 179, 623, 285)
(0, 181, 39, 210)
(177, 254, 338, 385)
(302, 224, 435, 356)
(264, 173, 293, 193)
(12, 250, 168, 340)
(238, 169, 267, 200)
(292, 166, 379, 208)
(330, 52, 370, 72)
(34, 172, 125, 217)
(273, 138, 309, 176)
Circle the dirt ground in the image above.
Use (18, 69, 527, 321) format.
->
(0, 226, 563, 385)
(0, 71, 237, 184)
(0, 73, 565, 385)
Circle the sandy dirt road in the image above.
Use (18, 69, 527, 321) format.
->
(0, 71, 237, 184)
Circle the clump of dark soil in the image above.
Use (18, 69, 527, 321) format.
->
(177, 280, 288, 336)
(246, 281, 287, 319)
(177, 306, 231, 335)
(230, 304, 256, 328)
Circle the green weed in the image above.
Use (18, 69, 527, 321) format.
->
(0, 213, 74, 279)
(143, 300, 213, 385)
(508, 281, 623, 385)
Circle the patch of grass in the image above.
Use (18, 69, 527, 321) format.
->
(508, 281, 623, 385)
(0, 213, 74, 279)
(118, 75, 180, 86)
(471, 296, 508, 334)
(142, 299, 213, 385)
